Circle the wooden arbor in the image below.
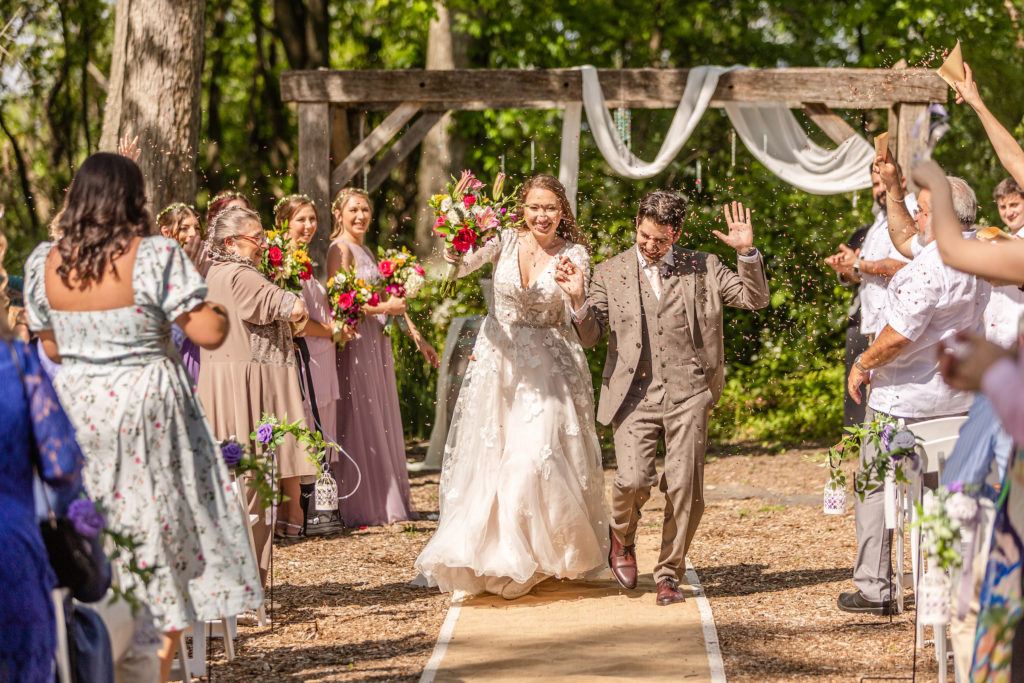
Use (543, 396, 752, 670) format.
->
(280, 68, 948, 273)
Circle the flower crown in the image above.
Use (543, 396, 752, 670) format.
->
(331, 187, 369, 213)
(209, 189, 248, 205)
(156, 202, 195, 223)
(274, 193, 313, 215)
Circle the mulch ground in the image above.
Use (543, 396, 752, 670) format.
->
(196, 442, 942, 682)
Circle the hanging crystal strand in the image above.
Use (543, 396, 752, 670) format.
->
(852, 191, 859, 208)
(614, 107, 627, 153)
(530, 139, 535, 171)
(696, 160, 702, 189)
(624, 108, 631, 151)
(500, 154, 505, 174)
(729, 130, 736, 176)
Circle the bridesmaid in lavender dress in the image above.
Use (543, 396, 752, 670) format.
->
(325, 188, 439, 527)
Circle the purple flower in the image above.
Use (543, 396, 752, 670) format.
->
(67, 498, 105, 538)
(947, 480, 965, 493)
(256, 424, 275, 445)
(221, 441, 244, 467)
(880, 424, 895, 452)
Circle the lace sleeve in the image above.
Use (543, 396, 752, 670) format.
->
(457, 230, 506, 277)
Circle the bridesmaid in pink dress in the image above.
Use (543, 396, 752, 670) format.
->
(325, 188, 439, 527)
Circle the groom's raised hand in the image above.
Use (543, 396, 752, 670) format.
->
(713, 201, 755, 254)
(554, 255, 587, 310)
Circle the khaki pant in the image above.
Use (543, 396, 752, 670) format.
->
(610, 388, 714, 583)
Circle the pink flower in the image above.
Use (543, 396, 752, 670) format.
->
(463, 195, 476, 208)
(299, 263, 313, 280)
(413, 264, 425, 276)
(434, 216, 446, 228)
(268, 247, 283, 266)
(386, 283, 405, 298)
(378, 260, 396, 278)
(337, 291, 355, 310)
(453, 228, 477, 253)
(368, 292, 380, 306)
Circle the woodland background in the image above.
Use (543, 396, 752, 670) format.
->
(2, 0, 1022, 445)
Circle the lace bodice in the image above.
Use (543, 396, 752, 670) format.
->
(459, 229, 590, 329)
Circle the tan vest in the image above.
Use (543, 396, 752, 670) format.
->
(632, 264, 707, 405)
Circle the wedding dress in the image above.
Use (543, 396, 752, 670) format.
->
(414, 229, 609, 595)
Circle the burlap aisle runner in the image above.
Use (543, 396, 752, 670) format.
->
(421, 478, 721, 682)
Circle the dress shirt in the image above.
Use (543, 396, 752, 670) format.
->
(859, 194, 918, 336)
(982, 228, 1024, 348)
(570, 245, 762, 320)
(868, 237, 991, 418)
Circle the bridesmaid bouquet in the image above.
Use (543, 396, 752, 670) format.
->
(327, 266, 381, 347)
(429, 170, 518, 296)
(259, 224, 314, 294)
(377, 246, 426, 299)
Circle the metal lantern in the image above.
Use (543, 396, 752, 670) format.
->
(918, 569, 952, 626)
(824, 481, 847, 515)
(315, 468, 340, 512)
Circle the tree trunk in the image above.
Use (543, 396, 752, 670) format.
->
(99, 0, 206, 209)
(412, 2, 467, 260)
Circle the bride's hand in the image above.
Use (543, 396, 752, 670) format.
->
(553, 255, 586, 309)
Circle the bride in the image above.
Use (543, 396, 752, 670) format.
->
(414, 174, 608, 599)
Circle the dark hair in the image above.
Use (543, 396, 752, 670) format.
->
(56, 153, 154, 288)
(518, 174, 590, 250)
(994, 177, 1024, 202)
(206, 190, 252, 229)
(636, 191, 688, 231)
(274, 194, 316, 231)
(157, 204, 202, 244)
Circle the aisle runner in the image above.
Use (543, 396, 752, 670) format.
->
(420, 484, 725, 681)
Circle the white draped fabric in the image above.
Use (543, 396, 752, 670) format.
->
(558, 64, 874, 213)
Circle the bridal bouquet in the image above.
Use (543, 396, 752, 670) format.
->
(429, 170, 518, 296)
(377, 246, 426, 299)
(327, 266, 380, 347)
(259, 224, 314, 294)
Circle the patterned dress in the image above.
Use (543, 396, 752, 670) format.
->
(0, 339, 84, 682)
(24, 237, 263, 632)
(414, 229, 608, 595)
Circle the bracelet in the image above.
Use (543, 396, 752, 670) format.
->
(886, 190, 905, 204)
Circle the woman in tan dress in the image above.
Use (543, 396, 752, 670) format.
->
(197, 207, 316, 583)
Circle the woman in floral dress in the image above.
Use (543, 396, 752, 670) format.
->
(24, 153, 263, 682)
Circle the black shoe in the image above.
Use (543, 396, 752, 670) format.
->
(837, 591, 894, 616)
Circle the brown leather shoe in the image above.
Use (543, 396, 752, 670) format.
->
(656, 577, 685, 606)
(608, 528, 638, 589)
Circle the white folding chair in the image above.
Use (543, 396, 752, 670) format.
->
(52, 588, 72, 683)
(232, 478, 267, 627)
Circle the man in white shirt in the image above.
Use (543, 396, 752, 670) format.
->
(840, 176, 991, 615)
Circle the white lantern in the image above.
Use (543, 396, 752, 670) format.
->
(824, 481, 847, 515)
(918, 570, 952, 626)
(315, 469, 340, 512)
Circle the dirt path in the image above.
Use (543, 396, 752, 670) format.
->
(198, 443, 938, 682)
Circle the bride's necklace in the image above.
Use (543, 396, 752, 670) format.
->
(521, 232, 563, 269)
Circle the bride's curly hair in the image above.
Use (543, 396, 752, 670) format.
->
(55, 153, 154, 288)
(516, 174, 590, 251)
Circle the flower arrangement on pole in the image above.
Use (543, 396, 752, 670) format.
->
(249, 414, 344, 513)
(430, 170, 519, 296)
(259, 222, 314, 294)
(326, 267, 381, 348)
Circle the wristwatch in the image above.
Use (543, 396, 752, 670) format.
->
(854, 354, 868, 373)
(852, 260, 861, 276)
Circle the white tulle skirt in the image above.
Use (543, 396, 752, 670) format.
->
(414, 316, 609, 595)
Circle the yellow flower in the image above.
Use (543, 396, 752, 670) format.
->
(293, 249, 309, 263)
(432, 194, 447, 205)
(267, 230, 279, 242)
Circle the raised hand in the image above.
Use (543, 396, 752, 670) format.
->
(910, 159, 947, 192)
(938, 331, 1013, 391)
(553, 254, 586, 308)
(872, 151, 901, 191)
(118, 133, 141, 162)
(825, 245, 860, 276)
(952, 62, 982, 109)
(713, 201, 755, 253)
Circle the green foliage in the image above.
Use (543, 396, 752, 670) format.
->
(5, 0, 1024, 444)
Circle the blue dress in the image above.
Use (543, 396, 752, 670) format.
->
(0, 338, 84, 682)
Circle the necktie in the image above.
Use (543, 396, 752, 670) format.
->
(646, 262, 663, 300)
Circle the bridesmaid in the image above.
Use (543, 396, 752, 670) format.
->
(274, 194, 350, 535)
(157, 202, 204, 384)
(326, 187, 438, 527)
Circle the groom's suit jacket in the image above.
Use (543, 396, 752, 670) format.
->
(575, 245, 770, 425)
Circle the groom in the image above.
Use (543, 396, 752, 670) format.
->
(556, 191, 770, 605)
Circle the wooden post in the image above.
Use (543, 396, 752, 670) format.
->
(298, 102, 331, 279)
(895, 103, 930, 193)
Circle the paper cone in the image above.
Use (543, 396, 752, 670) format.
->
(976, 226, 1013, 242)
(937, 40, 965, 88)
(874, 132, 890, 159)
